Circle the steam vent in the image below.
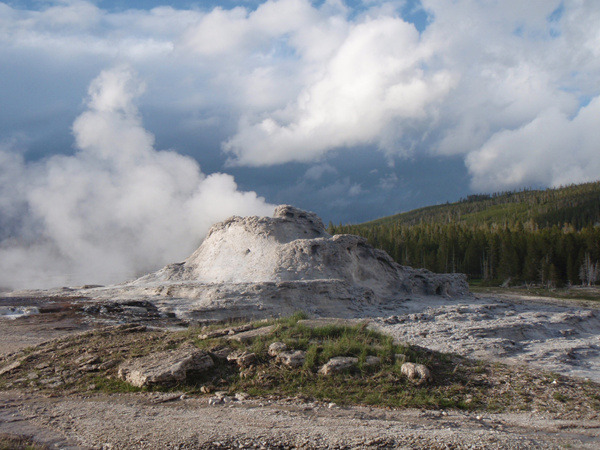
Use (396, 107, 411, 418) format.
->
(123, 205, 469, 320)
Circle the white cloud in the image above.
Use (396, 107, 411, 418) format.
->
(420, 0, 581, 158)
(466, 95, 600, 191)
(210, 0, 600, 189)
(222, 14, 455, 165)
(1, 0, 600, 215)
(0, 67, 273, 289)
(348, 183, 363, 196)
(378, 172, 399, 191)
(304, 163, 338, 180)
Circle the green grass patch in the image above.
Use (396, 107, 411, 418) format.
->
(89, 376, 144, 393)
(185, 318, 475, 409)
(2, 315, 599, 416)
(553, 392, 569, 403)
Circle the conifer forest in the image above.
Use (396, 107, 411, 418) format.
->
(330, 182, 600, 287)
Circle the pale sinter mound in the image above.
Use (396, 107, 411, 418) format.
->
(124, 205, 468, 319)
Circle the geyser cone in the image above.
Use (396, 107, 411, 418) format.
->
(127, 205, 468, 320)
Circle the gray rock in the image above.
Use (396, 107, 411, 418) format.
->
(121, 305, 149, 315)
(318, 357, 359, 375)
(268, 342, 288, 357)
(0, 360, 22, 376)
(39, 376, 62, 386)
(227, 351, 256, 368)
(118, 348, 214, 387)
(226, 325, 276, 342)
(400, 362, 432, 385)
(363, 356, 381, 367)
(235, 392, 250, 401)
(80, 364, 100, 372)
(199, 323, 256, 340)
(228, 324, 254, 334)
(198, 329, 228, 340)
(276, 350, 306, 368)
(98, 360, 118, 371)
(76, 354, 100, 365)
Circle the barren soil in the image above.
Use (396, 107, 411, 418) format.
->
(2, 390, 600, 449)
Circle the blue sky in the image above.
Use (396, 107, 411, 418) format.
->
(1, 0, 599, 288)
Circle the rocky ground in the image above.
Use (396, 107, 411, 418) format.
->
(2, 390, 600, 449)
(1, 293, 600, 448)
(372, 292, 600, 382)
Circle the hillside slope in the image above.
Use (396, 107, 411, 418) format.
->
(331, 182, 600, 286)
(365, 181, 600, 230)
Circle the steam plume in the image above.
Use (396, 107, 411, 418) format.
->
(0, 67, 274, 290)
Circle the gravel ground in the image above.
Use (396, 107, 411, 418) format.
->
(1, 390, 599, 449)
(0, 311, 87, 357)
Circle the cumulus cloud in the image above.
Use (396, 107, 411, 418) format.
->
(221, 13, 455, 165)
(420, 0, 581, 155)
(1, 0, 600, 218)
(0, 67, 273, 289)
(202, 0, 598, 190)
(466, 95, 600, 191)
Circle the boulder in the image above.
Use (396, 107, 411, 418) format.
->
(227, 351, 257, 368)
(209, 347, 233, 360)
(117, 348, 213, 387)
(276, 350, 306, 368)
(228, 324, 255, 334)
(268, 342, 288, 357)
(0, 360, 22, 376)
(235, 392, 250, 401)
(400, 362, 432, 385)
(318, 357, 358, 375)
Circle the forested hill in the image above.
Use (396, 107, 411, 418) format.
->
(364, 181, 600, 230)
(329, 182, 600, 287)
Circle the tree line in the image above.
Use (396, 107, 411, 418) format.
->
(330, 182, 600, 287)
